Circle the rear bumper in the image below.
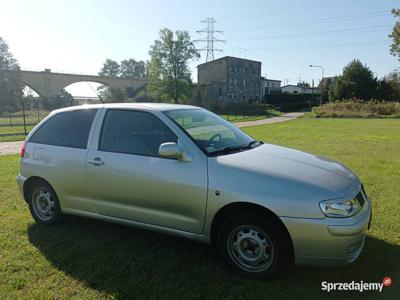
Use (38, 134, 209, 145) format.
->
(281, 198, 372, 266)
(16, 173, 27, 198)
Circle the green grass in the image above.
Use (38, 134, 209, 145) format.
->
(0, 135, 27, 142)
(0, 110, 45, 141)
(0, 118, 399, 299)
(0, 125, 34, 134)
(0, 126, 33, 142)
(0, 110, 49, 125)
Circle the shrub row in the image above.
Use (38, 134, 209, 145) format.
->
(313, 99, 400, 117)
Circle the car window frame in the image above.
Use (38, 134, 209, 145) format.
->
(28, 108, 99, 149)
(97, 108, 179, 159)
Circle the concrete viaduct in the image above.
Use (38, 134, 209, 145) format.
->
(4, 69, 147, 98)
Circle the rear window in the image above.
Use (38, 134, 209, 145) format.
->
(29, 109, 98, 149)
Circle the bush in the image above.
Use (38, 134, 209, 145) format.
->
(313, 99, 400, 118)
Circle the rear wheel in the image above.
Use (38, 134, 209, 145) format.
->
(27, 180, 62, 225)
(217, 213, 290, 278)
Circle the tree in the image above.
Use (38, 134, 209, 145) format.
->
(42, 89, 76, 110)
(147, 56, 166, 102)
(148, 28, 200, 103)
(331, 59, 377, 100)
(0, 37, 23, 113)
(389, 8, 400, 62)
(120, 59, 147, 79)
(98, 86, 126, 103)
(296, 81, 310, 87)
(376, 72, 400, 101)
(99, 59, 120, 77)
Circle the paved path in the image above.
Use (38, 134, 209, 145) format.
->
(235, 112, 304, 128)
(0, 141, 24, 156)
(0, 112, 304, 156)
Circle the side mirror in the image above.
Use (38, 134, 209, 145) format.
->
(158, 142, 183, 159)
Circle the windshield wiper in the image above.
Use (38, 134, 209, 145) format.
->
(210, 140, 263, 156)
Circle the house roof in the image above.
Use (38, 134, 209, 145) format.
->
(197, 56, 261, 67)
(262, 78, 281, 82)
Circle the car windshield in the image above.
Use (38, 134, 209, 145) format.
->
(164, 109, 261, 156)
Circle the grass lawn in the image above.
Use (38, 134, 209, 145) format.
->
(0, 118, 399, 299)
(0, 110, 48, 126)
(0, 126, 33, 142)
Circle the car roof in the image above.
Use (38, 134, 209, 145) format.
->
(51, 103, 201, 114)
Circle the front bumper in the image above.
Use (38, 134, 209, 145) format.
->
(281, 197, 372, 266)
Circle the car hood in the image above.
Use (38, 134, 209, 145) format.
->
(209, 144, 360, 217)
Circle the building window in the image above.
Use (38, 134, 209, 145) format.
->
(233, 78, 238, 86)
(244, 67, 247, 73)
(228, 93, 233, 99)
(242, 94, 246, 99)
(235, 65, 239, 72)
(229, 78, 232, 85)
(234, 93, 238, 99)
(219, 87, 223, 97)
(243, 79, 246, 86)
(229, 65, 233, 72)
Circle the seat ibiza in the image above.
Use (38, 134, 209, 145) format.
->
(17, 103, 372, 278)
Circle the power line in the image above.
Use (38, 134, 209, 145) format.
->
(224, 10, 389, 32)
(194, 17, 225, 62)
(228, 24, 392, 41)
(224, 41, 316, 77)
(244, 40, 390, 51)
(228, 0, 355, 23)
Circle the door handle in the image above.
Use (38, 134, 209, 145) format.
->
(87, 157, 104, 166)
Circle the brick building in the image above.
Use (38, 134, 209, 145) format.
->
(195, 56, 262, 105)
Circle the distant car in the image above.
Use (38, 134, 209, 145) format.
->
(17, 103, 372, 278)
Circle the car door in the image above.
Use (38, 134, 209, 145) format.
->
(85, 108, 208, 234)
(25, 108, 99, 212)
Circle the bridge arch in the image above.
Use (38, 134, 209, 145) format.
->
(6, 70, 147, 99)
(22, 82, 44, 98)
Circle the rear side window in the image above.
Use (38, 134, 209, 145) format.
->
(30, 109, 98, 149)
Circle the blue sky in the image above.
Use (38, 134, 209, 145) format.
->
(1, 0, 399, 96)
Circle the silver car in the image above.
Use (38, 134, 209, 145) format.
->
(17, 103, 372, 278)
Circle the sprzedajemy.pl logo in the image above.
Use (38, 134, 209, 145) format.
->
(321, 277, 392, 293)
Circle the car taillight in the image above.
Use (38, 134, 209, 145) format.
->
(21, 142, 27, 158)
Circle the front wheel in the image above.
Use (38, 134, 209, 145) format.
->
(217, 213, 290, 278)
(28, 180, 63, 225)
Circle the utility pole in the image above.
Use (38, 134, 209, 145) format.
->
(309, 65, 325, 83)
(195, 17, 225, 62)
(311, 79, 314, 110)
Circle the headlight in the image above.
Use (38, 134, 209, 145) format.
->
(319, 198, 361, 218)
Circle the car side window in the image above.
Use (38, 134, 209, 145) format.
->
(99, 110, 178, 157)
(29, 109, 98, 149)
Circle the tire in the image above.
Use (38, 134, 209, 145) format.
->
(27, 180, 63, 225)
(217, 212, 291, 279)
